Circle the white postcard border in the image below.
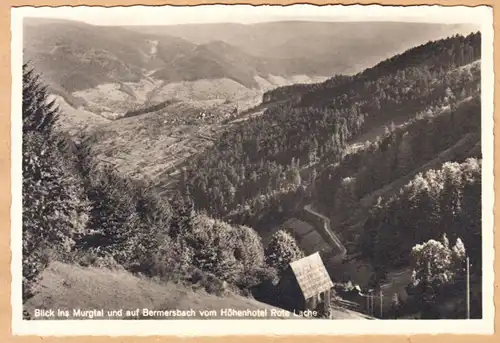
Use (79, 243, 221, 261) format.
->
(10, 4, 495, 336)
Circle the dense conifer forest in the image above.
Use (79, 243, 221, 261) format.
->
(22, 31, 484, 319)
(181, 33, 481, 230)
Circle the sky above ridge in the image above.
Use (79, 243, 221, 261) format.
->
(14, 4, 485, 26)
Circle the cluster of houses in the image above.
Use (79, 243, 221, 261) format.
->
(196, 105, 238, 122)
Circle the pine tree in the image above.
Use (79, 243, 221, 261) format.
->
(396, 132, 413, 176)
(334, 177, 357, 217)
(22, 63, 58, 136)
(22, 65, 88, 302)
(170, 190, 195, 239)
(75, 168, 137, 264)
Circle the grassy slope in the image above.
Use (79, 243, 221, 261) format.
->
(50, 95, 111, 137)
(24, 262, 369, 320)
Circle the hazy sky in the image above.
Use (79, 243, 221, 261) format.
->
(13, 4, 487, 26)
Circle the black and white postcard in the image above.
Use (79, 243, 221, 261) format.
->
(10, 4, 494, 336)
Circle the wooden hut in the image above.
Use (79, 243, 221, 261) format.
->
(277, 252, 334, 312)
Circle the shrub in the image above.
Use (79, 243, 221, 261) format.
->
(315, 302, 332, 319)
(74, 250, 124, 271)
(234, 225, 265, 270)
(151, 236, 194, 283)
(188, 215, 244, 284)
(264, 229, 305, 276)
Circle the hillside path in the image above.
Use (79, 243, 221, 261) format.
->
(304, 204, 347, 260)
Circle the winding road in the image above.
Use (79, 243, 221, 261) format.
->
(303, 204, 347, 260)
(305, 203, 412, 297)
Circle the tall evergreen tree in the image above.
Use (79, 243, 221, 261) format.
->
(22, 63, 58, 135)
(22, 64, 88, 303)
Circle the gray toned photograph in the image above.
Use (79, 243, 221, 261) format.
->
(15, 5, 490, 330)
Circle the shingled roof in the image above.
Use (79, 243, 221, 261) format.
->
(289, 252, 334, 300)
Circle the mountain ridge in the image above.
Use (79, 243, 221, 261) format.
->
(25, 18, 476, 93)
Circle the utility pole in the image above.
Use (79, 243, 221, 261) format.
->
(380, 290, 383, 318)
(366, 294, 370, 316)
(368, 290, 373, 316)
(371, 292, 375, 317)
(466, 256, 470, 319)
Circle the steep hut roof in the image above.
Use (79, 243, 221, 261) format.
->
(289, 252, 334, 300)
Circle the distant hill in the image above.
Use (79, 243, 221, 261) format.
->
(25, 18, 477, 94)
(24, 18, 477, 129)
(125, 21, 479, 75)
(151, 40, 267, 88)
(23, 18, 331, 123)
(24, 18, 326, 94)
(23, 18, 197, 93)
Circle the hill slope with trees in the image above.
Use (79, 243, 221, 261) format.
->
(22, 64, 341, 318)
(180, 32, 481, 229)
(175, 32, 482, 318)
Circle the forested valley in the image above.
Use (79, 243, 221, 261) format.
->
(178, 32, 483, 318)
(22, 65, 285, 310)
(22, 31, 483, 319)
(181, 33, 481, 230)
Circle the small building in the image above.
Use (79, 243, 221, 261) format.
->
(277, 252, 334, 312)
